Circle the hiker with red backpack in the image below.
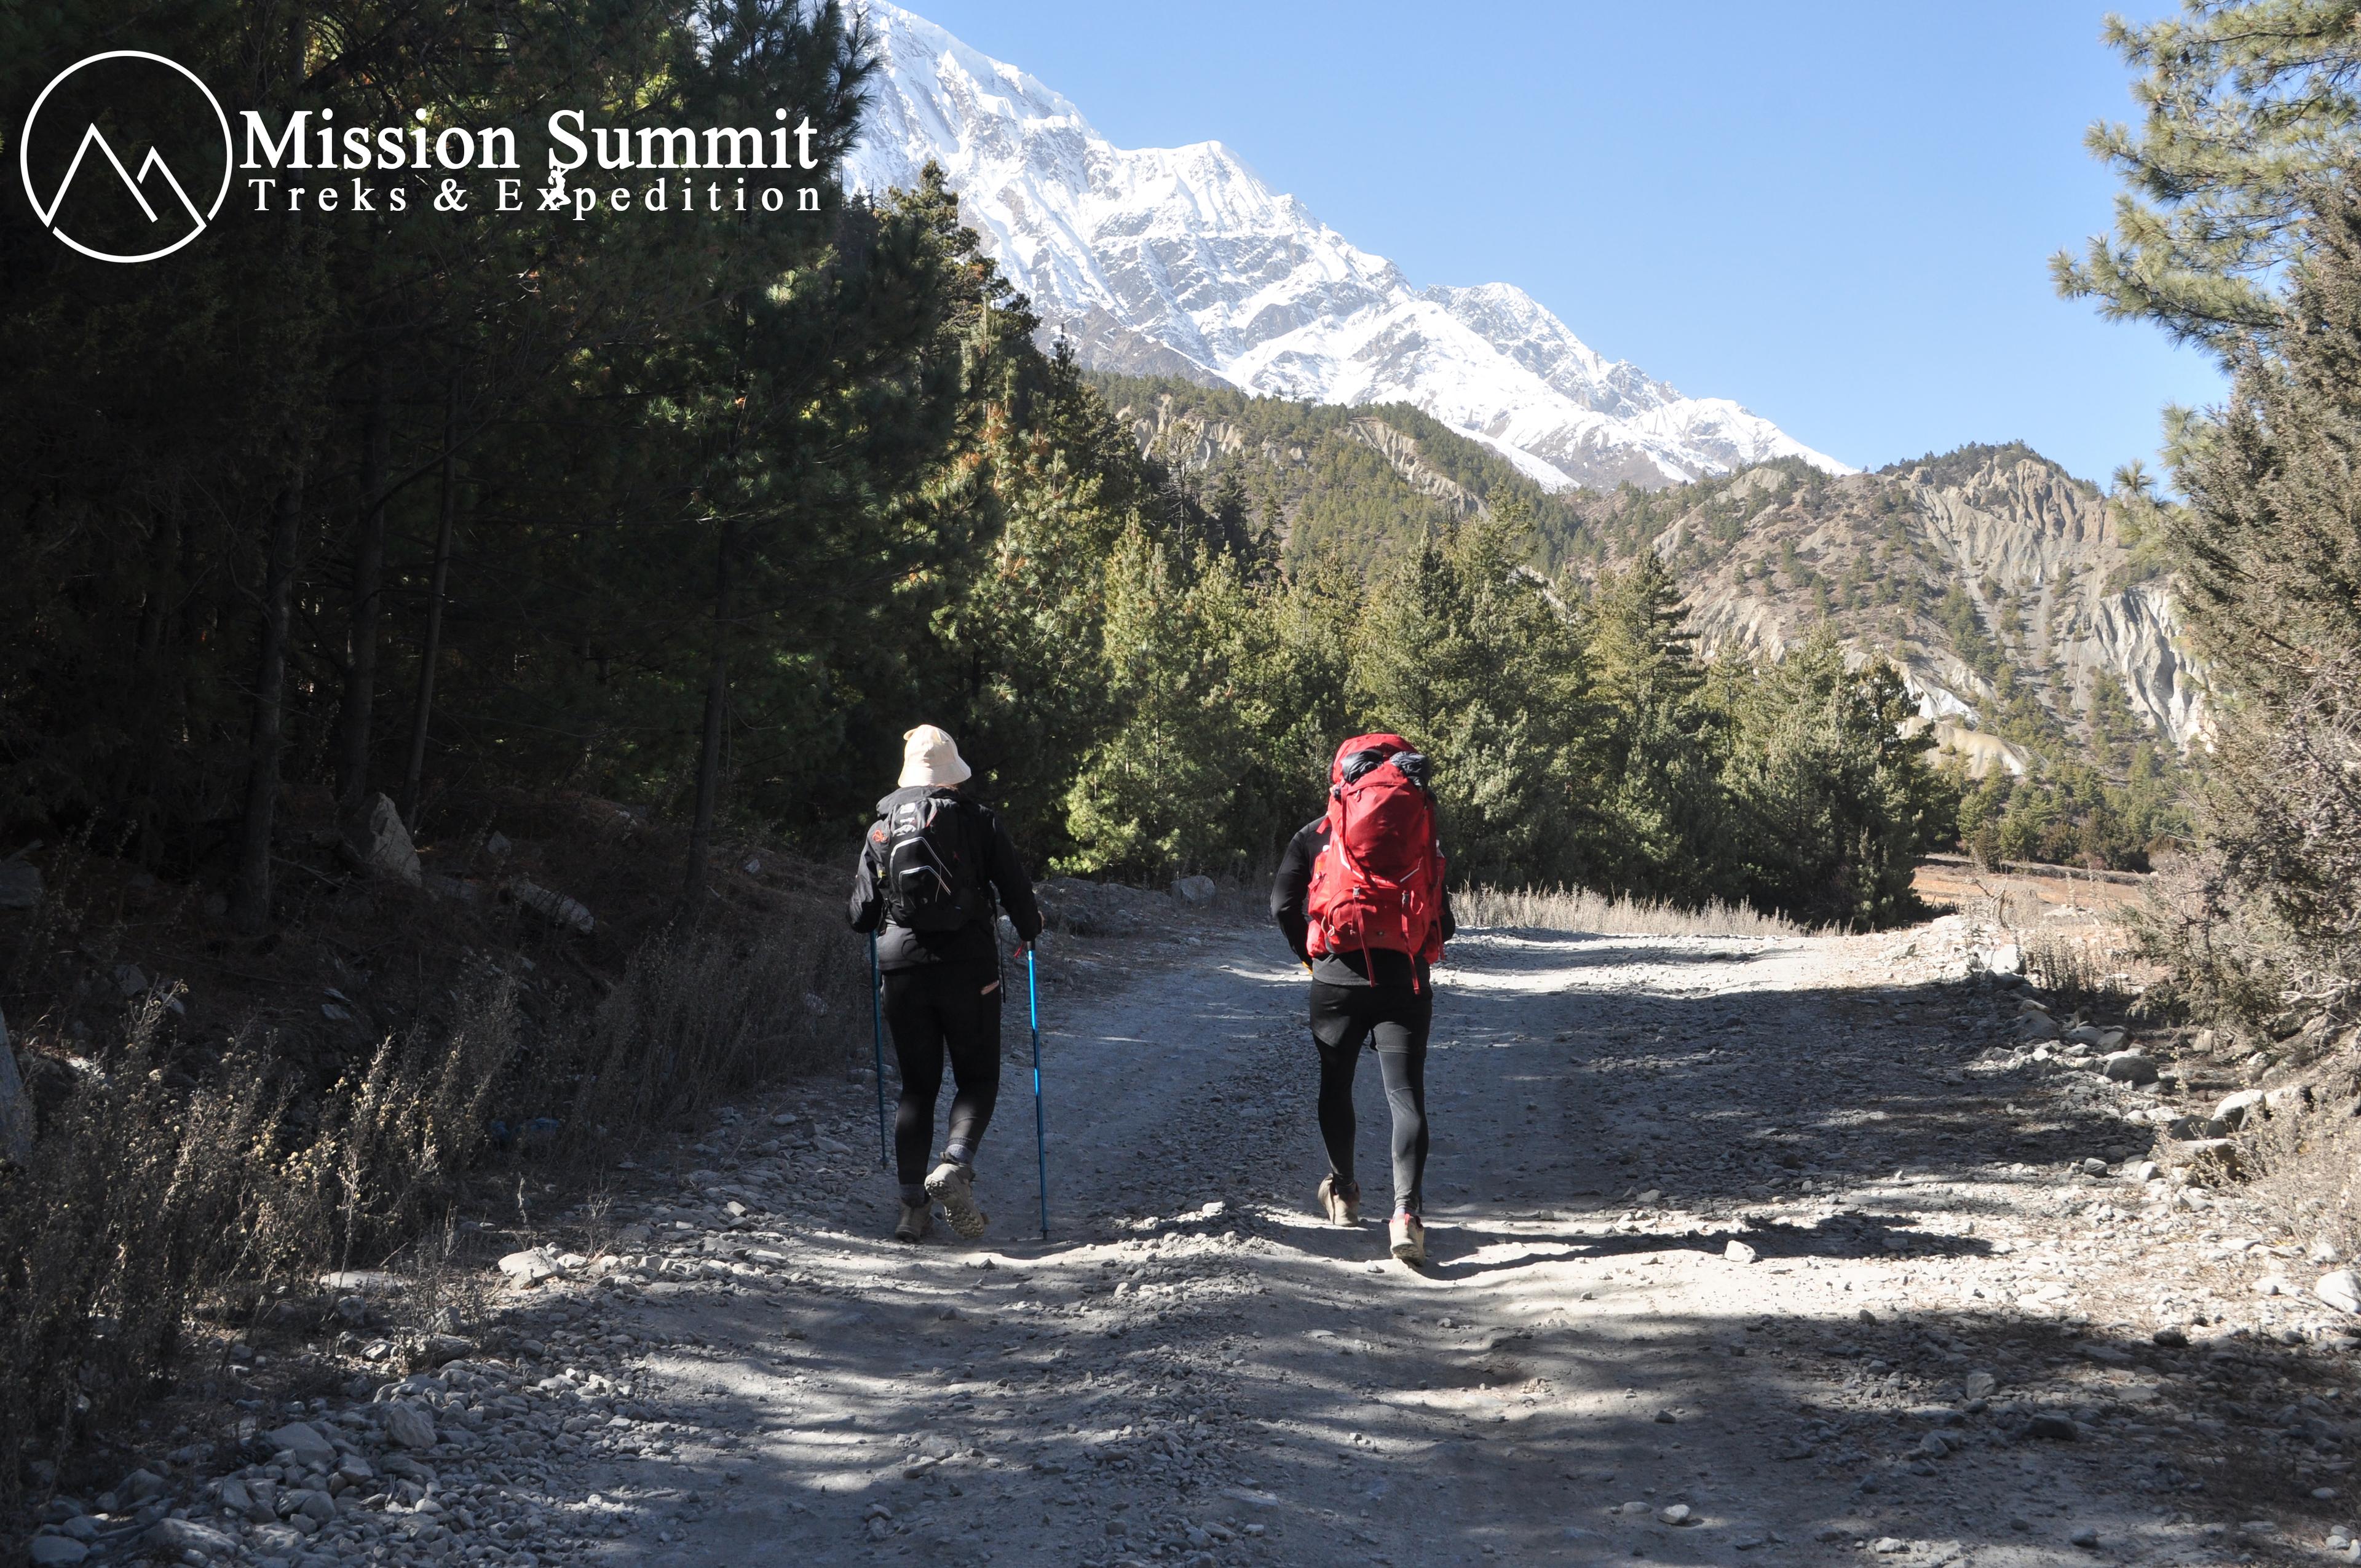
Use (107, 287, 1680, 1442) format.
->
(1270, 733, 1454, 1265)
(848, 725, 1043, 1244)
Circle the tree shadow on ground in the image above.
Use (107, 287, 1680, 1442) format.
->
(1412, 1207, 1998, 1281)
(1429, 940, 2162, 1211)
(598, 1221, 2351, 1568)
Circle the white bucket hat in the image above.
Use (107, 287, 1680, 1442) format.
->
(898, 724, 973, 788)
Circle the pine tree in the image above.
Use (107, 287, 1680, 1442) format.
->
(1717, 632, 1945, 928)
(1580, 555, 1730, 900)
(2164, 188, 2361, 1015)
(2054, 0, 2361, 349)
(1345, 512, 1589, 887)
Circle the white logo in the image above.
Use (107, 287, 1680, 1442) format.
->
(19, 50, 233, 264)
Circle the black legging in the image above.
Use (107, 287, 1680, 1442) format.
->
(882, 962, 1003, 1190)
(1308, 980, 1431, 1215)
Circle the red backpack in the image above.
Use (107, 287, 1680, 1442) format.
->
(1307, 732, 1446, 981)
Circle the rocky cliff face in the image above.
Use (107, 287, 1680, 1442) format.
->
(844, 4, 1848, 491)
(1627, 451, 2207, 747)
(2085, 582, 2204, 744)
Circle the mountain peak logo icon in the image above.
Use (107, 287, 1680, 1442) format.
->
(19, 51, 233, 264)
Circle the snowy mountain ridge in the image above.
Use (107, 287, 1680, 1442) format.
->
(843, 2, 1850, 490)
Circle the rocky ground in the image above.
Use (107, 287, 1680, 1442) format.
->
(18, 892, 2361, 1568)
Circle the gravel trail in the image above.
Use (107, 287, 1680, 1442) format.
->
(62, 913, 2360, 1568)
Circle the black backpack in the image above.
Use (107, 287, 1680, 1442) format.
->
(877, 792, 987, 930)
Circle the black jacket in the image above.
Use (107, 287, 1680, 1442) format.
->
(849, 786, 1043, 972)
(1270, 815, 1455, 990)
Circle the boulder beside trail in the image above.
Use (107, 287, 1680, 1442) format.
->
(351, 794, 423, 887)
(2212, 1089, 2266, 1133)
(261, 1421, 338, 1467)
(2100, 1051, 2158, 1085)
(142, 1519, 234, 1559)
(2172, 1138, 2244, 1180)
(507, 880, 594, 934)
(499, 1248, 562, 1286)
(381, 1400, 438, 1450)
(1173, 875, 1217, 906)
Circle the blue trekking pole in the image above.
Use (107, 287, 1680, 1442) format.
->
(869, 932, 890, 1170)
(1028, 945, 1048, 1240)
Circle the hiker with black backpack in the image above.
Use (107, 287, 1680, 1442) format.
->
(1270, 733, 1454, 1265)
(848, 725, 1043, 1243)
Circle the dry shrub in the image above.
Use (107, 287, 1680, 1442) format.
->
(0, 981, 530, 1504)
(0, 899, 861, 1503)
(371, 1216, 502, 1350)
(1457, 884, 1804, 938)
(2241, 1091, 2361, 1264)
(2129, 846, 2303, 1035)
(0, 1004, 298, 1506)
(305, 977, 523, 1267)
(561, 896, 866, 1146)
(2019, 924, 2140, 1012)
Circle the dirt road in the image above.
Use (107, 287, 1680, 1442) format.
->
(112, 909, 2360, 1568)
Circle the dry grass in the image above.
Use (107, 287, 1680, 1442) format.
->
(0, 891, 864, 1507)
(561, 895, 867, 1147)
(2017, 924, 2143, 1012)
(371, 1215, 505, 1353)
(1457, 884, 1805, 938)
(0, 1004, 310, 1503)
(312, 976, 522, 1264)
(2242, 1088, 2361, 1266)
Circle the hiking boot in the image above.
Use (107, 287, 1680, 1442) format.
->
(1317, 1174, 1361, 1227)
(1389, 1212, 1427, 1265)
(926, 1160, 989, 1240)
(894, 1202, 933, 1243)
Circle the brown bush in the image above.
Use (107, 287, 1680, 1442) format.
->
(561, 896, 866, 1147)
(309, 976, 523, 1266)
(0, 1004, 298, 1505)
(0, 901, 862, 1507)
(2132, 845, 2319, 1040)
(2241, 1085, 2361, 1267)
(2017, 924, 2140, 1013)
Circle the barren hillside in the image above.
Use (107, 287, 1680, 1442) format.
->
(1581, 445, 2202, 750)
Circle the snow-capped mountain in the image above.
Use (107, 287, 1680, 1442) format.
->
(843, 3, 1849, 490)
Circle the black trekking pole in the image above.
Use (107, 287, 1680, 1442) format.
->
(869, 932, 890, 1170)
(1028, 944, 1048, 1241)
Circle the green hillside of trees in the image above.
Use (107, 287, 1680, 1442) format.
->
(1082, 371, 1601, 571)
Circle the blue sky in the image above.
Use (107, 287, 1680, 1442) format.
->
(893, 1, 2221, 488)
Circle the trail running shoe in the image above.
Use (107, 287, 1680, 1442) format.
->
(894, 1202, 933, 1243)
(1390, 1212, 1427, 1265)
(1318, 1174, 1361, 1227)
(926, 1160, 989, 1240)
